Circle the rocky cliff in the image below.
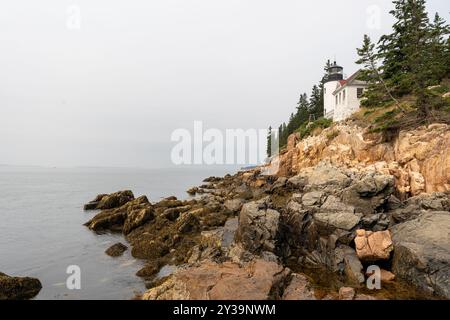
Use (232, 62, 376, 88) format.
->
(276, 122, 449, 199)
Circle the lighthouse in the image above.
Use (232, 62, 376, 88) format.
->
(323, 61, 344, 120)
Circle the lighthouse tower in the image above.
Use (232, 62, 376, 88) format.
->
(323, 61, 343, 120)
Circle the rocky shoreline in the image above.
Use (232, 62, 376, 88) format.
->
(82, 158, 449, 300)
(2, 123, 448, 300)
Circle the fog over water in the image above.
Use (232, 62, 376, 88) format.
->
(1, 0, 447, 168)
(0, 166, 235, 299)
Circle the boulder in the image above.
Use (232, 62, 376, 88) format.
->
(136, 260, 161, 278)
(287, 175, 307, 189)
(83, 194, 107, 210)
(84, 195, 150, 233)
(391, 211, 450, 298)
(105, 242, 128, 257)
(84, 190, 134, 210)
(282, 274, 317, 300)
(235, 199, 280, 254)
(123, 207, 154, 235)
(142, 259, 290, 300)
(301, 191, 326, 207)
(131, 239, 169, 260)
(176, 211, 200, 234)
(224, 199, 245, 213)
(342, 247, 365, 285)
(154, 199, 183, 208)
(354, 229, 393, 261)
(200, 217, 239, 252)
(342, 174, 394, 213)
(306, 163, 352, 189)
(161, 205, 192, 222)
(320, 195, 355, 213)
(0, 272, 42, 300)
(269, 177, 288, 193)
(392, 192, 450, 223)
(84, 209, 126, 232)
(285, 199, 305, 214)
(313, 211, 362, 231)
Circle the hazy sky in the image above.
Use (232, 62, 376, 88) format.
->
(1, 0, 448, 168)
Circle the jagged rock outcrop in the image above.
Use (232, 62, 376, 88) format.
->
(0, 272, 42, 300)
(391, 192, 450, 223)
(84, 195, 151, 233)
(391, 211, 450, 299)
(235, 198, 280, 254)
(279, 163, 395, 271)
(142, 259, 291, 300)
(84, 190, 135, 210)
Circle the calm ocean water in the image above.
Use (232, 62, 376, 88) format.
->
(0, 165, 237, 299)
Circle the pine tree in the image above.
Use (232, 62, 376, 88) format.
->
(356, 34, 403, 111)
(378, 0, 430, 96)
(324, 59, 332, 78)
(447, 36, 450, 76)
(281, 122, 288, 147)
(378, 0, 440, 117)
(309, 85, 322, 119)
(266, 126, 272, 157)
(296, 93, 309, 124)
(278, 124, 283, 142)
(429, 13, 450, 81)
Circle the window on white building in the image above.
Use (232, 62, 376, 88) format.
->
(335, 95, 338, 105)
(357, 88, 364, 98)
(343, 90, 346, 103)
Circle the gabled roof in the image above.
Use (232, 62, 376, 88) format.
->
(332, 70, 367, 95)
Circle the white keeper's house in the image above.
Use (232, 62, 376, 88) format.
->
(323, 61, 368, 121)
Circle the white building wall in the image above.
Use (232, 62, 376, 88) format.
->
(333, 86, 365, 121)
(345, 86, 363, 119)
(323, 81, 339, 119)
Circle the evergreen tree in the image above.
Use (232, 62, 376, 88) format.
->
(278, 124, 283, 144)
(356, 34, 403, 110)
(447, 36, 450, 76)
(309, 85, 322, 119)
(378, 0, 430, 96)
(296, 93, 309, 124)
(377, 0, 445, 117)
(429, 13, 450, 81)
(324, 59, 332, 77)
(286, 113, 296, 138)
(266, 126, 272, 157)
